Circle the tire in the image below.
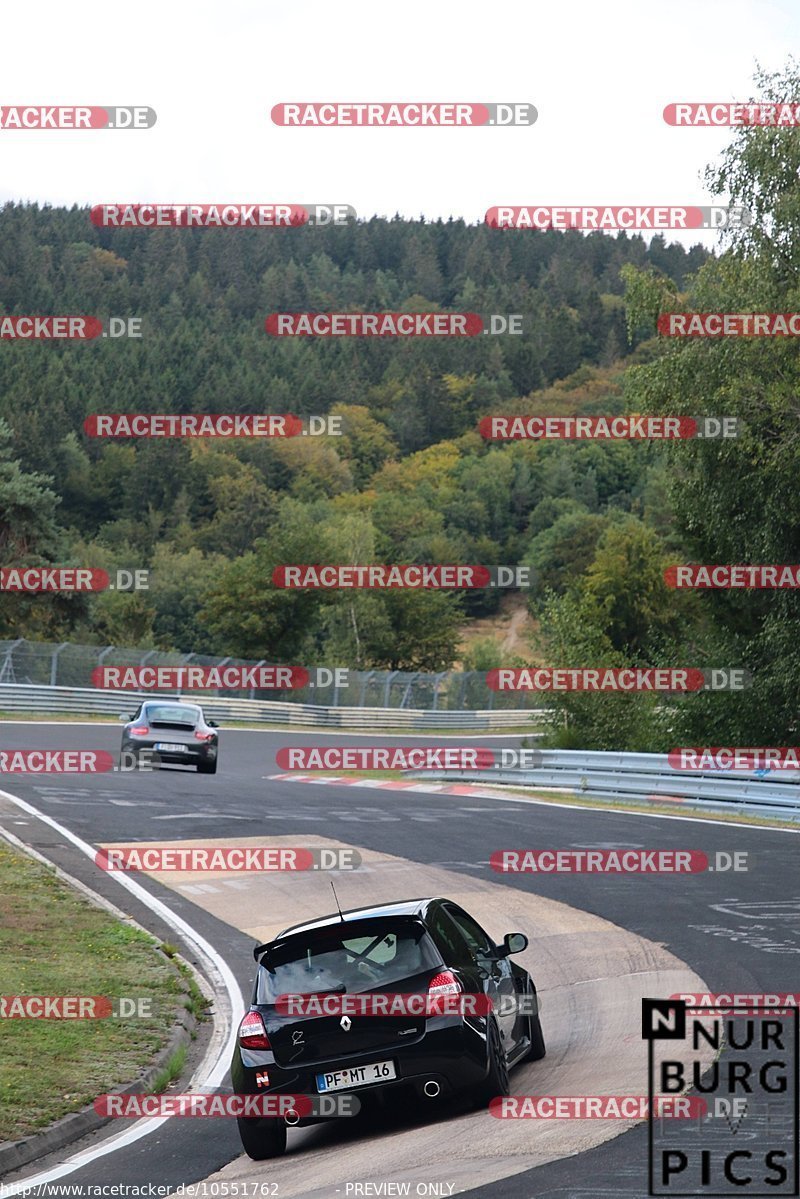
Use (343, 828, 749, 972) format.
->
(474, 1017, 510, 1106)
(120, 748, 139, 771)
(236, 1115, 287, 1160)
(197, 757, 218, 775)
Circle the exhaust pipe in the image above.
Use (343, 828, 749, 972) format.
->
(284, 1108, 301, 1126)
(423, 1080, 441, 1098)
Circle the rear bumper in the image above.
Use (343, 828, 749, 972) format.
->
(122, 739, 217, 764)
(231, 1019, 489, 1122)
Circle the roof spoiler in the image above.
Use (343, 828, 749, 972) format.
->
(253, 942, 271, 962)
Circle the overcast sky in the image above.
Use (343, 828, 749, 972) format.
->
(2, 0, 797, 248)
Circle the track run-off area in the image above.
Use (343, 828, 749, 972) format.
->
(1, 721, 799, 1198)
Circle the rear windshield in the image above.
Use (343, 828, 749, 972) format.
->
(144, 706, 199, 724)
(255, 918, 440, 1003)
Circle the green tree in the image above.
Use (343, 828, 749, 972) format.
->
(534, 589, 668, 751)
(0, 420, 82, 638)
(199, 499, 338, 660)
(525, 509, 606, 601)
(367, 589, 462, 671)
(0, 420, 61, 562)
(581, 517, 682, 653)
(623, 60, 800, 739)
(149, 544, 228, 652)
(331, 403, 397, 488)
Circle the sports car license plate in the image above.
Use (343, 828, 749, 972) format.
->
(316, 1060, 396, 1092)
(154, 743, 186, 752)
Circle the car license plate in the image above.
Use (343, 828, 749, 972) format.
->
(154, 743, 186, 752)
(316, 1060, 396, 1092)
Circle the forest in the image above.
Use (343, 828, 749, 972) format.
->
(2, 63, 799, 747)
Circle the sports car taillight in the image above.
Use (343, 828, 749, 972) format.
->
(238, 1010, 270, 1049)
(194, 730, 214, 741)
(131, 725, 149, 736)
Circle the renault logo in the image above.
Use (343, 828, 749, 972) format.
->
(340, 1015, 352, 1032)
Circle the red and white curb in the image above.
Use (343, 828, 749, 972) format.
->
(266, 772, 682, 807)
(266, 773, 515, 798)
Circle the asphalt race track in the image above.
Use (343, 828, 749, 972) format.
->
(2, 721, 799, 1197)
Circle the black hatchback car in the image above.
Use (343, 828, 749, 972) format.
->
(119, 700, 219, 773)
(230, 897, 545, 1159)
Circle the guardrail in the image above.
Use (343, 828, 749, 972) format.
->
(0, 684, 546, 731)
(415, 749, 800, 820)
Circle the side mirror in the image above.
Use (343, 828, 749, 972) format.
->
(498, 932, 528, 958)
(118, 714, 132, 722)
(207, 719, 219, 728)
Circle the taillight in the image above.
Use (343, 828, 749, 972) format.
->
(131, 726, 149, 736)
(427, 970, 462, 1015)
(428, 971, 462, 998)
(194, 730, 214, 741)
(239, 1010, 270, 1049)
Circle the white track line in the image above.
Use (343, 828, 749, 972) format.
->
(0, 786, 245, 1191)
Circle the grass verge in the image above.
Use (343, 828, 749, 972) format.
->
(0, 841, 206, 1142)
